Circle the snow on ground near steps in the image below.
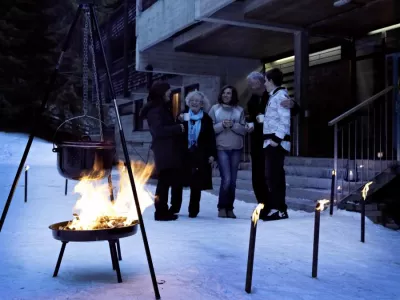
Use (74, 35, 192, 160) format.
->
(0, 132, 399, 300)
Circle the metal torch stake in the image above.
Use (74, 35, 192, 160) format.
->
(245, 214, 259, 293)
(24, 168, 28, 203)
(312, 205, 321, 278)
(361, 199, 366, 243)
(329, 172, 335, 215)
(64, 179, 68, 196)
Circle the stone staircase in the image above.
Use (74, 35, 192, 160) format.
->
(210, 157, 380, 212)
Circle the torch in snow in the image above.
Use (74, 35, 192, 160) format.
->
(312, 199, 329, 278)
(65, 179, 68, 196)
(361, 181, 373, 243)
(330, 170, 336, 216)
(245, 203, 264, 293)
(24, 165, 29, 203)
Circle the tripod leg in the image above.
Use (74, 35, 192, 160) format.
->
(90, 6, 161, 299)
(0, 5, 83, 232)
(108, 174, 115, 202)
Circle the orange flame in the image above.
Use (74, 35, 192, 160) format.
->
(251, 203, 264, 226)
(316, 199, 330, 211)
(67, 161, 154, 230)
(362, 181, 373, 201)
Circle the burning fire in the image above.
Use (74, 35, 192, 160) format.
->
(316, 199, 330, 211)
(362, 181, 373, 201)
(63, 161, 154, 230)
(251, 203, 264, 226)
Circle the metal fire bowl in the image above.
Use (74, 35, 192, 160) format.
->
(49, 221, 139, 242)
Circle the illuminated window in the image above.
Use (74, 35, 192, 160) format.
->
(172, 92, 180, 118)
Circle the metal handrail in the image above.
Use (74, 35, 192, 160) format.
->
(329, 83, 396, 209)
(328, 86, 393, 126)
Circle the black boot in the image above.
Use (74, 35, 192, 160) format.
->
(154, 210, 178, 221)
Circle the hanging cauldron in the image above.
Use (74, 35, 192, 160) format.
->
(52, 117, 116, 181)
(53, 140, 115, 181)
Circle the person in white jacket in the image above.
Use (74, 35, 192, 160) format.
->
(261, 68, 291, 221)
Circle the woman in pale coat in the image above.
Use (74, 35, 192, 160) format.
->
(208, 85, 246, 218)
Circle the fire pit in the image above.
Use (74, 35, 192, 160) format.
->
(49, 219, 139, 283)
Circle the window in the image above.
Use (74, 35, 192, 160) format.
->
(171, 88, 181, 118)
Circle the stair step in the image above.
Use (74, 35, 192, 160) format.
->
(284, 156, 394, 169)
(214, 166, 380, 180)
(207, 189, 316, 213)
(212, 178, 331, 201)
(213, 170, 369, 190)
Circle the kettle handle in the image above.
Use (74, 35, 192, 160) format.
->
(52, 115, 107, 151)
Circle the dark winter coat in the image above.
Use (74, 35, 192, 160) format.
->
(180, 111, 217, 191)
(140, 101, 186, 173)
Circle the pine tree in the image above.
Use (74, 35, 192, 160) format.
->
(0, 0, 123, 137)
(0, 0, 59, 129)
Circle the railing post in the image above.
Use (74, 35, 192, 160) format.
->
(334, 123, 338, 205)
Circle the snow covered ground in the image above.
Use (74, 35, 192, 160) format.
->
(0, 132, 399, 300)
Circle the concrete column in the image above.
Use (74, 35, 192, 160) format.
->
(123, 0, 129, 97)
(341, 39, 358, 106)
(294, 30, 309, 156)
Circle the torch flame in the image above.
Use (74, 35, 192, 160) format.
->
(251, 203, 264, 226)
(361, 181, 373, 201)
(316, 199, 330, 211)
(66, 161, 154, 230)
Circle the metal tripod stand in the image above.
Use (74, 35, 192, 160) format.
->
(0, 1, 161, 299)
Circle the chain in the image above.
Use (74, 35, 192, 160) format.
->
(82, 7, 89, 116)
(88, 13, 103, 140)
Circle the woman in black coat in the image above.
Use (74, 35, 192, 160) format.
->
(140, 81, 186, 221)
(178, 90, 217, 218)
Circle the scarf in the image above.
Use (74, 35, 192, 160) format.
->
(188, 109, 203, 148)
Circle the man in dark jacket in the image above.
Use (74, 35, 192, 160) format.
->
(246, 71, 300, 212)
(140, 81, 186, 221)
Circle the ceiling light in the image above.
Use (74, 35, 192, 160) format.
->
(333, 0, 352, 7)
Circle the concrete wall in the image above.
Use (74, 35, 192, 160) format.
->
(136, 0, 196, 51)
(136, 40, 260, 106)
(182, 75, 221, 108)
(136, 0, 235, 51)
(195, 0, 235, 18)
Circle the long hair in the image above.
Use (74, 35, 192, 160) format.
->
(148, 80, 170, 105)
(217, 85, 239, 106)
(185, 90, 211, 112)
